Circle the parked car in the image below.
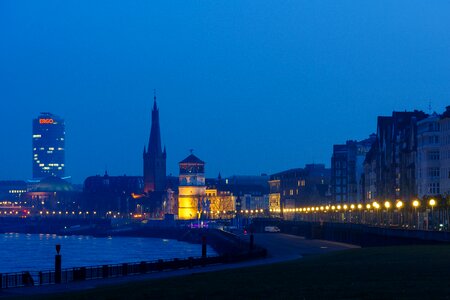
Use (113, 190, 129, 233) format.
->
(264, 226, 281, 233)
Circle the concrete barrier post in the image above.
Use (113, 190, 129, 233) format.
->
(139, 261, 146, 274)
(102, 265, 109, 278)
(122, 263, 128, 276)
(55, 244, 62, 284)
(202, 235, 207, 259)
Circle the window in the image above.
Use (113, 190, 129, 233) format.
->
(428, 182, 440, 194)
(428, 151, 440, 161)
(428, 135, 439, 144)
(428, 168, 440, 178)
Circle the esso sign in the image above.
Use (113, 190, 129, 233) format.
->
(39, 118, 54, 124)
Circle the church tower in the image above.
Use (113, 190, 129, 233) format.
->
(143, 95, 167, 194)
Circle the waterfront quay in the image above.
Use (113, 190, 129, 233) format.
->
(0, 224, 267, 290)
(0, 233, 356, 299)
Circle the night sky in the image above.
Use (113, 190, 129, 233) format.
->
(1, 1, 449, 183)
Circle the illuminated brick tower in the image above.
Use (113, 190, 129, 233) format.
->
(178, 152, 206, 220)
(143, 96, 166, 194)
(32, 112, 65, 179)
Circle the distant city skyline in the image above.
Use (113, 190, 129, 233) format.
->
(1, 1, 449, 183)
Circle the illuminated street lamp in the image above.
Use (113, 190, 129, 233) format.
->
(396, 201, 403, 209)
(429, 199, 436, 207)
(384, 201, 391, 209)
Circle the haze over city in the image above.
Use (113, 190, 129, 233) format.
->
(1, 0, 450, 183)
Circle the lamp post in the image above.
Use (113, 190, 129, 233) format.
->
(365, 204, 371, 224)
(373, 202, 380, 225)
(356, 204, 362, 224)
(384, 201, 391, 226)
(429, 199, 436, 230)
(412, 200, 420, 229)
(396, 201, 403, 226)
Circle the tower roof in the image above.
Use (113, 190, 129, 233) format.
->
(179, 154, 204, 165)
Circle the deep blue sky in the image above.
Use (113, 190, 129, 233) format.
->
(1, 1, 449, 183)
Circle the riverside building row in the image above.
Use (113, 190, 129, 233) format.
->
(331, 106, 450, 204)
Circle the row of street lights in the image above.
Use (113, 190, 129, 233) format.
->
(268, 198, 441, 230)
(275, 199, 437, 214)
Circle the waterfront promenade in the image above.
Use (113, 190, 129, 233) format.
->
(0, 233, 357, 298)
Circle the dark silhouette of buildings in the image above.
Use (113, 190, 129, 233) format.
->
(22, 176, 79, 211)
(32, 112, 65, 179)
(143, 97, 167, 194)
(364, 110, 428, 202)
(206, 174, 269, 211)
(269, 164, 331, 213)
(83, 172, 144, 214)
(331, 135, 376, 204)
(0, 180, 28, 201)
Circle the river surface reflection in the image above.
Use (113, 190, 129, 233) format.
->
(0, 233, 216, 273)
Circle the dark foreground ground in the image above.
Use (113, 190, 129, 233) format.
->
(4, 244, 450, 300)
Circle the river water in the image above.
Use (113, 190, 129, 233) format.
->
(0, 233, 216, 273)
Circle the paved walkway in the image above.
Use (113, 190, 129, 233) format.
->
(0, 233, 358, 298)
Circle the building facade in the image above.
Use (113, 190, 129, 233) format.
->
(440, 106, 450, 196)
(269, 164, 331, 212)
(417, 113, 441, 198)
(32, 113, 65, 179)
(83, 173, 144, 214)
(205, 174, 269, 214)
(364, 111, 427, 203)
(0, 180, 28, 202)
(331, 135, 375, 203)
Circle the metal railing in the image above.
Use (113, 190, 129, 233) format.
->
(0, 249, 267, 289)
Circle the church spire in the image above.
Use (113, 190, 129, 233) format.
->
(143, 92, 167, 194)
(148, 94, 162, 155)
(153, 89, 157, 111)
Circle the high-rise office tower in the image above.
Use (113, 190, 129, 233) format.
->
(32, 112, 65, 179)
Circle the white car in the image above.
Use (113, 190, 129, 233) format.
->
(264, 226, 281, 233)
